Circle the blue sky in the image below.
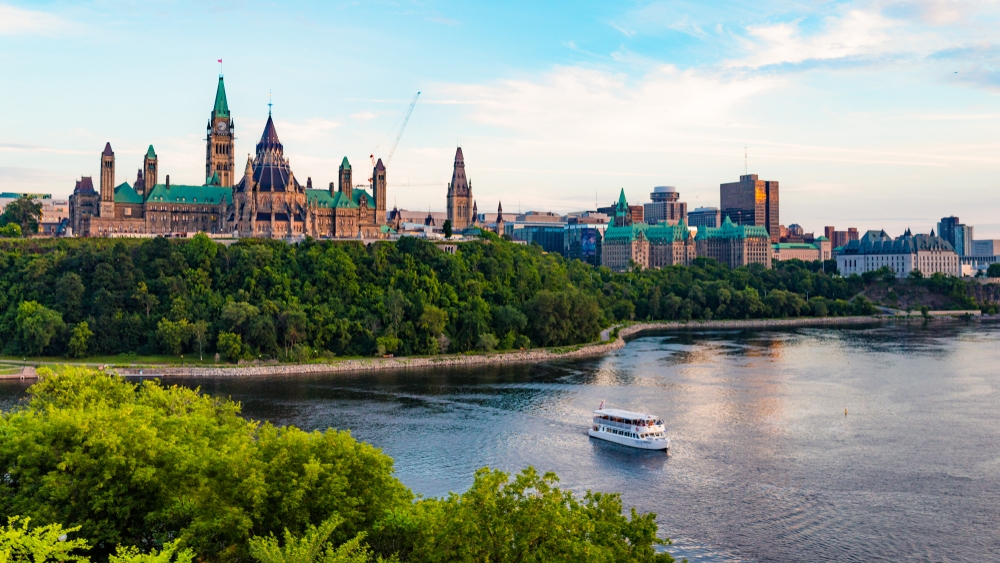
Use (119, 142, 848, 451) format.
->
(2, 0, 999, 236)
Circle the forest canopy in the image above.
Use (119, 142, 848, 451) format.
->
(0, 234, 979, 360)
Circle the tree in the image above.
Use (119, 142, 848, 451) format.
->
(0, 516, 89, 563)
(156, 318, 191, 355)
(402, 467, 675, 563)
(523, 290, 602, 347)
(909, 268, 924, 280)
(190, 320, 209, 361)
(15, 301, 65, 355)
(442, 220, 452, 238)
(988, 263, 1000, 278)
(248, 517, 378, 563)
(0, 195, 43, 235)
(0, 223, 21, 237)
(67, 322, 93, 358)
(132, 282, 159, 318)
(0, 368, 412, 561)
(217, 332, 244, 362)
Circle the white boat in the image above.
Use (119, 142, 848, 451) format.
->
(588, 403, 670, 451)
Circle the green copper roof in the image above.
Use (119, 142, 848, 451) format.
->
(213, 76, 230, 119)
(113, 182, 143, 205)
(146, 183, 232, 205)
(206, 171, 222, 186)
(814, 236, 829, 241)
(616, 188, 627, 212)
(695, 215, 770, 241)
(380, 224, 396, 234)
(604, 220, 692, 243)
(305, 188, 374, 209)
(146, 145, 156, 159)
(772, 242, 819, 250)
(340, 157, 351, 170)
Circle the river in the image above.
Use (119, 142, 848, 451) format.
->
(3, 321, 999, 562)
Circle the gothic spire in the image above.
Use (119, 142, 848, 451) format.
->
(450, 147, 470, 196)
(213, 76, 230, 119)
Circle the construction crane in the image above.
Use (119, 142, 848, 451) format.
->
(384, 92, 420, 166)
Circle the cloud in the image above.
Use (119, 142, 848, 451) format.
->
(426, 16, 459, 26)
(443, 64, 778, 145)
(0, 4, 70, 36)
(735, 10, 896, 69)
(351, 111, 379, 121)
(608, 21, 636, 38)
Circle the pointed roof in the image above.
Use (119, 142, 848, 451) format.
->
(257, 115, 283, 153)
(450, 146, 470, 196)
(374, 157, 385, 171)
(102, 142, 113, 157)
(146, 145, 156, 159)
(617, 188, 628, 209)
(213, 76, 230, 119)
(340, 156, 351, 170)
(497, 201, 504, 219)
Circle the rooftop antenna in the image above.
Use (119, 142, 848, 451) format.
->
(744, 146, 747, 175)
(268, 90, 272, 116)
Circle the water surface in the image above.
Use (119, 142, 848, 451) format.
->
(3, 322, 999, 562)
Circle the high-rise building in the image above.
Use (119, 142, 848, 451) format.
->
(446, 147, 474, 230)
(937, 216, 973, 256)
(973, 240, 1000, 256)
(643, 186, 687, 225)
(720, 174, 779, 242)
(825, 225, 859, 251)
(688, 207, 721, 228)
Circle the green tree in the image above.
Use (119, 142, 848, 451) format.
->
(217, 331, 244, 362)
(248, 517, 378, 563)
(0, 516, 89, 563)
(0, 368, 412, 561)
(156, 318, 191, 355)
(0, 223, 22, 237)
(67, 322, 93, 358)
(442, 220, 452, 239)
(15, 301, 65, 355)
(403, 467, 674, 563)
(987, 263, 1000, 278)
(523, 290, 602, 347)
(0, 195, 43, 235)
(190, 320, 209, 361)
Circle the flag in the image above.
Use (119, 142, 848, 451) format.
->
(218, 59, 222, 63)
(598, 400, 605, 410)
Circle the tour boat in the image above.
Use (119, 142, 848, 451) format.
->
(589, 401, 670, 451)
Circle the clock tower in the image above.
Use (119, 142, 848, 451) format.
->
(206, 75, 235, 187)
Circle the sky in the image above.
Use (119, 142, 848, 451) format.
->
(1, 0, 999, 237)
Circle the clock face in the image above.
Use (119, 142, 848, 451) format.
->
(217, 121, 228, 133)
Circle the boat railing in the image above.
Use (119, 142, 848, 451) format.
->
(595, 418, 662, 431)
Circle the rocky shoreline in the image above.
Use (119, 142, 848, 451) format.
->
(112, 315, 891, 378)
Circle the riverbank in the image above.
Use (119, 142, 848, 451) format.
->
(108, 315, 900, 378)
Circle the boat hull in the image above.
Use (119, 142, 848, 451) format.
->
(589, 429, 670, 451)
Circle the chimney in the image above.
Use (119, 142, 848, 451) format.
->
(166, 175, 170, 190)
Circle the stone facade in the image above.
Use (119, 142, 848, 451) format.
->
(446, 147, 474, 230)
(601, 190, 695, 271)
(69, 75, 391, 240)
(695, 216, 772, 269)
(836, 229, 959, 278)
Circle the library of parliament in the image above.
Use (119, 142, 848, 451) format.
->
(69, 76, 390, 239)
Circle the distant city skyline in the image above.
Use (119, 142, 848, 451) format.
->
(2, 0, 999, 236)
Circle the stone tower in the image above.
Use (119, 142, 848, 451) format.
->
(495, 201, 505, 236)
(100, 142, 115, 217)
(373, 158, 387, 226)
(205, 75, 235, 187)
(339, 157, 352, 200)
(142, 145, 158, 197)
(446, 147, 473, 230)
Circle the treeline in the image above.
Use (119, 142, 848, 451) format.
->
(0, 235, 991, 360)
(0, 368, 676, 563)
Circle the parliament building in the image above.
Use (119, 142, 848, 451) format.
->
(69, 76, 390, 239)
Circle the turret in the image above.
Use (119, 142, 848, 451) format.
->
(100, 143, 115, 217)
(339, 157, 352, 200)
(143, 145, 157, 198)
(373, 158, 386, 226)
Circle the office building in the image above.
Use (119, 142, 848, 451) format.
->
(973, 240, 1000, 256)
(694, 216, 772, 269)
(772, 242, 821, 262)
(836, 229, 959, 278)
(643, 186, 687, 225)
(825, 226, 859, 251)
(688, 207, 721, 228)
(720, 174, 779, 242)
